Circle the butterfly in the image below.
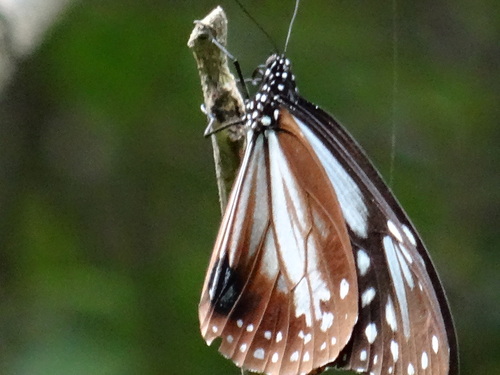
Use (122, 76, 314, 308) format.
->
(197, 15, 458, 375)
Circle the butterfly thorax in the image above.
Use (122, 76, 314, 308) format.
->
(245, 54, 299, 132)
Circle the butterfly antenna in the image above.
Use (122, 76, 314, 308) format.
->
(206, 34, 250, 99)
(284, 0, 300, 53)
(234, 0, 279, 53)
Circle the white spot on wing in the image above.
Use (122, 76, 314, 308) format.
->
(306, 238, 332, 321)
(421, 351, 429, 369)
(272, 352, 279, 363)
(402, 224, 417, 245)
(253, 348, 265, 360)
(390, 340, 399, 362)
(240, 343, 247, 352)
(246, 324, 254, 332)
(320, 312, 334, 331)
(237, 319, 243, 328)
(303, 351, 310, 362)
(311, 208, 329, 241)
(407, 363, 415, 375)
(361, 287, 376, 307)
(385, 297, 398, 332)
(387, 219, 403, 242)
(277, 274, 287, 292)
(360, 350, 367, 361)
(276, 331, 283, 342)
(304, 333, 312, 344)
(356, 249, 371, 276)
(293, 279, 312, 327)
(264, 331, 272, 340)
(432, 335, 439, 353)
(340, 278, 350, 299)
(290, 351, 299, 362)
(365, 323, 377, 344)
(227, 335, 233, 343)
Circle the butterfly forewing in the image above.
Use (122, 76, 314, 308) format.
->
(199, 102, 359, 374)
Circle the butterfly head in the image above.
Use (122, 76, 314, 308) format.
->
(245, 54, 298, 132)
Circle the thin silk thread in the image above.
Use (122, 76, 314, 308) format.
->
(389, 0, 399, 187)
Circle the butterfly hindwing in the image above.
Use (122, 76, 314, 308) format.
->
(289, 98, 458, 375)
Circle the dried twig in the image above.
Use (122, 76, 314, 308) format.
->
(187, 6, 245, 212)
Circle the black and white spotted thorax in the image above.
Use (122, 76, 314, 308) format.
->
(245, 54, 299, 132)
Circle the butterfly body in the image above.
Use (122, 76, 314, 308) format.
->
(199, 54, 457, 375)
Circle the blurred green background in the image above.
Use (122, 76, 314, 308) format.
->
(0, 1, 498, 374)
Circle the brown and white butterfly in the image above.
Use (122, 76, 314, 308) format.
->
(198, 53, 458, 375)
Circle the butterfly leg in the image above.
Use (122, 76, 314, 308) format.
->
(200, 104, 216, 136)
(202, 103, 245, 137)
